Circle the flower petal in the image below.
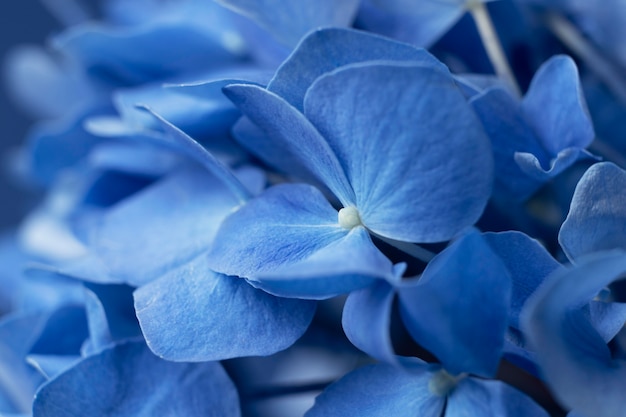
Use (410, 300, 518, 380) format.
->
(342, 280, 397, 364)
(399, 231, 511, 377)
(134, 256, 316, 361)
(54, 22, 237, 85)
(82, 165, 242, 286)
(207, 183, 348, 278)
(268, 28, 443, 111)
(32, 341, 241, 417)
(305, 363, 443, 417)
(215, 0, 360, 47)
(250, 227, 393, 299)
(223, 85, 355, 204)
(483, 231, 562, 328)
(522, 251, 626, 417)
(559, 162, 626, 261)
(357, 0, 465, 48)
(304, 62, 492, 242)
(521, 55, 594, 155)
(447, 378, 549, 417)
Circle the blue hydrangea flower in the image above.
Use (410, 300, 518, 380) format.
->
(305, 362, 549, 417)
(206, 31, 493, 299)
(470, 54, 596, 202)
(522, 251, 626, 417)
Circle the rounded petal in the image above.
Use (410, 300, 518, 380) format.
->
(134, 257, 316, 361)
(399, 231, 511, 377)
(342, 280, 397, 364)
(250, 227, 393, 299)
(305, 364, 443, 417)
(559, 162, 626, 261)
(215, 0, 360, 47)
(223, 84, 355, 204)
(207, 183, 347, 278)
(305, 62, 493, 242)
(82, 166, 242, 286)
(268, 28, 444, 110)
(521, 55, 594, 156)
(447, 378, 549, 417)
(522, 251, 626, 417)
(33, 341, 241, 417)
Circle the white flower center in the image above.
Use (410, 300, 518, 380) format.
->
(338, 207, 362, 230)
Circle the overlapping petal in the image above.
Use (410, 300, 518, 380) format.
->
(522, 251, 626, 417)
(399, 231, 511, 377)
(215, 0, 360, 47)
(207, 181, 395, 299)
(305, 363, 443, 417)
(267, 28, 443, 111)
(32, 341, 241, 417)
(223, 85, 355, 204)
(559, 162, 626, 261)
(304, 62, 493, 242)
(357, 0, 468, 48)
(447, 378, 549, 417)
(522, 56, 594, 154)
(134, 256, 316, 361)
(53, 22, 238, 86)
(342, 280, 397, 364)
(250, 226, 393, 299)
(470, 55, 595, 201)
(77, 165, 243, 286)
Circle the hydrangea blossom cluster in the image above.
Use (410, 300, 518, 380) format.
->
(2, 0, 626, 416)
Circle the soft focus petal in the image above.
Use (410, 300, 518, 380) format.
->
(80, 165, 242, 286)
(0, 313, 48, 414)
(522, 251, 626, 417)
(53, 22, 237, 85)
(305, 363, 443, 417)
(447, 378, 549, 417)
(32, 341, 241, 417)
(215, 0, 360, 47)
(357, 0, 466, 48)
(559, 162, 626, 261)
(27, 107, 107, 185)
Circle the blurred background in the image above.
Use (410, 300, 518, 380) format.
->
(0, 2, 58, 229)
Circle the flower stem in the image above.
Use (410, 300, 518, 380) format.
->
(40, 0, 91, 26)
(545, 12, 626, 107)
(468, 1, 522, 97)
